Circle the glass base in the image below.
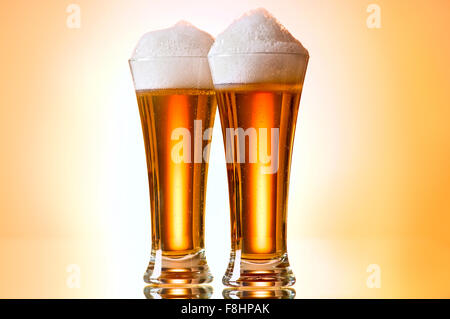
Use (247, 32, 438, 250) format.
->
(144, 285, 213, 299)
(223, 287, 296, 299)
(222, 251, 295, 287)
(143, 249, 213, 285)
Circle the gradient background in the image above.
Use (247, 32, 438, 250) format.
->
(0, 0, 449, 298)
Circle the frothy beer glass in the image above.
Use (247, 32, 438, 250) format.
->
(208, 9, 309, 287)
(129, 22, 215, 284)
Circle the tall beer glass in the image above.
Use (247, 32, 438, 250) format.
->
(129, 56, 215, 284)
(208, 52, 308, 287)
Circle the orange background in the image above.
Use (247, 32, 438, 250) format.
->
(0, 0, 449, 298)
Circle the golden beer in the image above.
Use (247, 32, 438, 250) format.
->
(216, 83, 301, 260)
(136, 88, 216, 284)
(215, 82, 304, 286)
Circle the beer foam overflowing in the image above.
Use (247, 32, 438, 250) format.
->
(130, 21, 214, 90)
(208, 8, 309, 85)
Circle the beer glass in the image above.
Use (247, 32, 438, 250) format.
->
(129, 56, 215, 284)
(208, 52, 308, 287)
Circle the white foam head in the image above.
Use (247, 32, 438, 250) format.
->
(130, 21, 214, 90)
(208, 8, 309, 85)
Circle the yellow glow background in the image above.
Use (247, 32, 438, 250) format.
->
(0, 0, 449, 298)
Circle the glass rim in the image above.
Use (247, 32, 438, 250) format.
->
(129, 51, 310, 62)
(129, 55, 210, 62)
(207, 51, 309, 58)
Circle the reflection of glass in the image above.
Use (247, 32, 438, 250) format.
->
(144, 285, 213, 299)
(129, 57, 216, 284)
(209, 53, 308, 287)
(223, 287, 296, 299)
